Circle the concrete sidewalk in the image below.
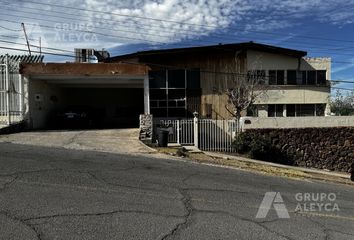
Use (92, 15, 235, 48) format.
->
(204, 151, 350, 180)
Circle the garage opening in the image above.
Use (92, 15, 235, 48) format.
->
(48, 87, 144, 129)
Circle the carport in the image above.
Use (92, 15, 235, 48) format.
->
(20, 62, 150, 129)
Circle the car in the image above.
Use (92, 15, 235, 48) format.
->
(50, 106, 102, 129)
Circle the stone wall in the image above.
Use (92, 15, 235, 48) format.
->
(245, 127, 354, 172)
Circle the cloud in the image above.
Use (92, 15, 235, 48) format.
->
(1, 0, 354, 60)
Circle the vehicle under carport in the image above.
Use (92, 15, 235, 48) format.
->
(20, 62, 149, 129)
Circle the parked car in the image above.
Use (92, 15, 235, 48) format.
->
(49, 106, 103, 129)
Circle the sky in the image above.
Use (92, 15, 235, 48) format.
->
(0, 0, 354, 92)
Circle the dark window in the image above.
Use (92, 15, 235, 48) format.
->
(248, 70, 265, 84)
(315, 104, 325, 116)
(277, 70, 284, 85)
(149, 70, 166, 88)
(307, 71, 316, 85)
(268, 70, 284, 85)
(187, 69, 200, 89)
(268, 104, 276, 117)
(287, 104, 296, 116)
(317, 70, 326, 85)
(287, 70, 297, 85)
(301, 71, 307, 85)
(268, 104, 283, 117)
(297, 104, 315, 116)
(168, 69, 185, 88)
(150, 89, 166, 100)
(269, 70, 276, 85)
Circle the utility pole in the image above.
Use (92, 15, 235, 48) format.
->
(39, 37, 42, 56)
(21, 23, 31, 56)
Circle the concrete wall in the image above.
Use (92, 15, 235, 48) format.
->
(28, 79, 65, 129)
(241, 116, 354, 130)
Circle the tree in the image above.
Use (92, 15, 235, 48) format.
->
(225, 54, 268, 131)
(330, 90, 354, 116)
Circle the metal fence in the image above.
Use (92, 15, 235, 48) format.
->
(0, 57, 23, 126)
(153, 118, 238, 152)
(153, 118, 194, 145)
(198, 119, 237, 152)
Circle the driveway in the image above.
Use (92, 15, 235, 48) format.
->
(0, 129, 154, 155)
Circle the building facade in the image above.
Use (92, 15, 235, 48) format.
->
(108, 42, 331, 119)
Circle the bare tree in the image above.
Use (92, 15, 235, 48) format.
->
(225, 54, 268, 130)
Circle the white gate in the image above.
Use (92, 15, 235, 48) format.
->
(153, 118, 194, 145)
(153, 118, 238, 152)
(0, 56, 24, 126)
(198, 119, 237, 152)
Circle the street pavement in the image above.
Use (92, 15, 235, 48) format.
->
(0, 141, 354, 239)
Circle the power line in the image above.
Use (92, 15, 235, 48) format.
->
(15, 0, 354, 45)
(0, 46, 76, 58)
(0, 25, 22, 32)
(0, 39, 74, 54)
(2, 3, 354, 52)
(3, 7, 354, 59)
(0, 17, 167, 45)
(332, 87, 354, 92)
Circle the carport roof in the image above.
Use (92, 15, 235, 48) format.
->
(20, 62, 149, 76)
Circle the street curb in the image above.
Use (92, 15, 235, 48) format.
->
(203, 151, 350, 180)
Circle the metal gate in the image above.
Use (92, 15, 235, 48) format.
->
(153, 118, 194, 145)
(0, 56, 24, 126)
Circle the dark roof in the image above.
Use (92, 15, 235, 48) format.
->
(106, 42, 307, 62)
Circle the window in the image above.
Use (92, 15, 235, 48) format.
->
(287, 104, 296, 117)
(268, 104, 283, 117)
(299, 70, 327, 85)
(268, 70, 284, 85)
(187, 69, 201, 89)
(149, 69, 201, 118)
(247, 70, 266, 84)
(297, 104, 315, 116)
(269, 70, 276, 85)
(287, 70, 297, 85)
(168, 69, 185, 88)
(286, 104, 326, 117)
(149, 70, 166, 88)
(307, 71, 316, 85)
(317, 70, 326, 85)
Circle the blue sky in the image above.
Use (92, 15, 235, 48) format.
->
(0, 0, 354, 92)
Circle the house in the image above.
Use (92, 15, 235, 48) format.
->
(107, 42, 331, 120)
(2, 42, 331, 130)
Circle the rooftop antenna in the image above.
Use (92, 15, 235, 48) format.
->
(21, 23, 31, 56)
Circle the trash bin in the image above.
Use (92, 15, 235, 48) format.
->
(351, 162, 354, 182)
(158, 129, 169, 147)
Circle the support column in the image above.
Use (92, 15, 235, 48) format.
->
(144, 74, 150, 114)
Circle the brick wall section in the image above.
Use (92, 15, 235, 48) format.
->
(245, 127, 354, 172)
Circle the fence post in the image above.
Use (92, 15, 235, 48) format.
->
(5, 54, 10, 125)
(176, 120, 180, 145)
(193, 112, 199, 148)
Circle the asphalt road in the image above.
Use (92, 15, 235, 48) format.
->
(0, 142, 354, 240)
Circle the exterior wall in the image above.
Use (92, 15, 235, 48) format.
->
(28, 79, 65, 129)
(241, 116, 354, 130)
